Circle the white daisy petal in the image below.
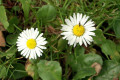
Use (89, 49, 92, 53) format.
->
(79, 37, 83, 46)
(77, 13, 80, 24)
(21, 48, 27, 55)
(81, 15, 87, 25)
(35, 47, 41, 57)
(70, 16, 75, 26)
(70, 36, 76, 45)
(61, 13, 96, 47)
(65, 19, 73, 27)
(73, 13, 77, 24)
(16, 28, 47, 59)
(25, 50, 30, 58)
(86, 27, 96, 31)
(79, 13, 83, 23)
(82, 37, 87, 47)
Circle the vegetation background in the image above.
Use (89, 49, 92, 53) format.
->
(0, 0, 120, 80)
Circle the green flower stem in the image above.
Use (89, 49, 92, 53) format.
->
(37, 20, 41, 33)
(14, 24, 22, 32)
(31, 21, 37, 28)
(64, 61, 68, 80)
(104, 33, 116, 37)
(103, 26, 113, 33)
(96, 20, 105, 29)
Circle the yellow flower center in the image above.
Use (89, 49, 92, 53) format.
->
(73, 25, 85, 36)
(26, 39, 37, 49)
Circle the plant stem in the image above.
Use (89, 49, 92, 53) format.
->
(14, 24, 22, 32)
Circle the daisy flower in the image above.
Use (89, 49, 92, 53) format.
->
(61, 13, 96, 47)
(16, 28, 47, 59)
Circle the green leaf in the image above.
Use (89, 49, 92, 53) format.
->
(101, 40, 116, 55)
(19, 0, 31, 19)
(7, 17, 19, 33)
(0, 65, 7, 78)
(94, 60, 120, 80)
(12, 63, 27, 79)
(57, 38, 67, 51)
(67, 53, 103, 79)
(117, 43, 120, 53)
(0, 6, 9, 29)
(101, 40, 120, 62)
(0, 45, 17, 58)
(6, 34, 19, 45)
(113, 18, 120, 38)
(73, 68, 96, 80)
(93, 29, 106, 45)
(36, 5, 57, 23)
(37, 60, 62, 80)
(5, 45, 17, 58)
(74, 46, 85, 56)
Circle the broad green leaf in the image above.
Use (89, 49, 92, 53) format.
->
(7, 17, 19, 33)
(0, 45, 17, 58)
(36, 5, 57, 23)
(101, 40, 120, 62)
(117, 43, 120, 53)
(94, 60, 120, 80)
(93, 29, 106, 45)
(73, 68, 96, 80)
(6, 34, 19, 45)
(67, 53, 103, 79)
(101, 40, 116, 55)
(5, 45, 17, 58)
(37, 60, 62, 80)
(74, 46, 85, 56)
(113, 18, 120, 38)
(57, 38, 67, 51)
(83, 53, 103, 66)
(12, 63, 27, 79)
(19, 0, 31, 19)
(0, 65, 7, 78)
(0, 6, 9, 29)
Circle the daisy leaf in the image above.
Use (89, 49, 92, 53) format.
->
(101, 40, 116, 55)
(117, 43, 120, 53)
(57, 38, 67, 51)
(74, 46, 85, 56)
(37, 60, 62, 80)
(101, 40, 120, 62)
(7, 16, 19, 33)
(93, 29, 106, 45)
(113, 18, 120, 38)
(94, 60, 120, 80)
(0, 6, 9, 29)
(36, 5, 57, 23)
(11, 63, 28, 79)
(0, 65, 7, 78)
(6, 34, 19, 45)
(19, 0, 31, 19)
(67, 53, 103, 79)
